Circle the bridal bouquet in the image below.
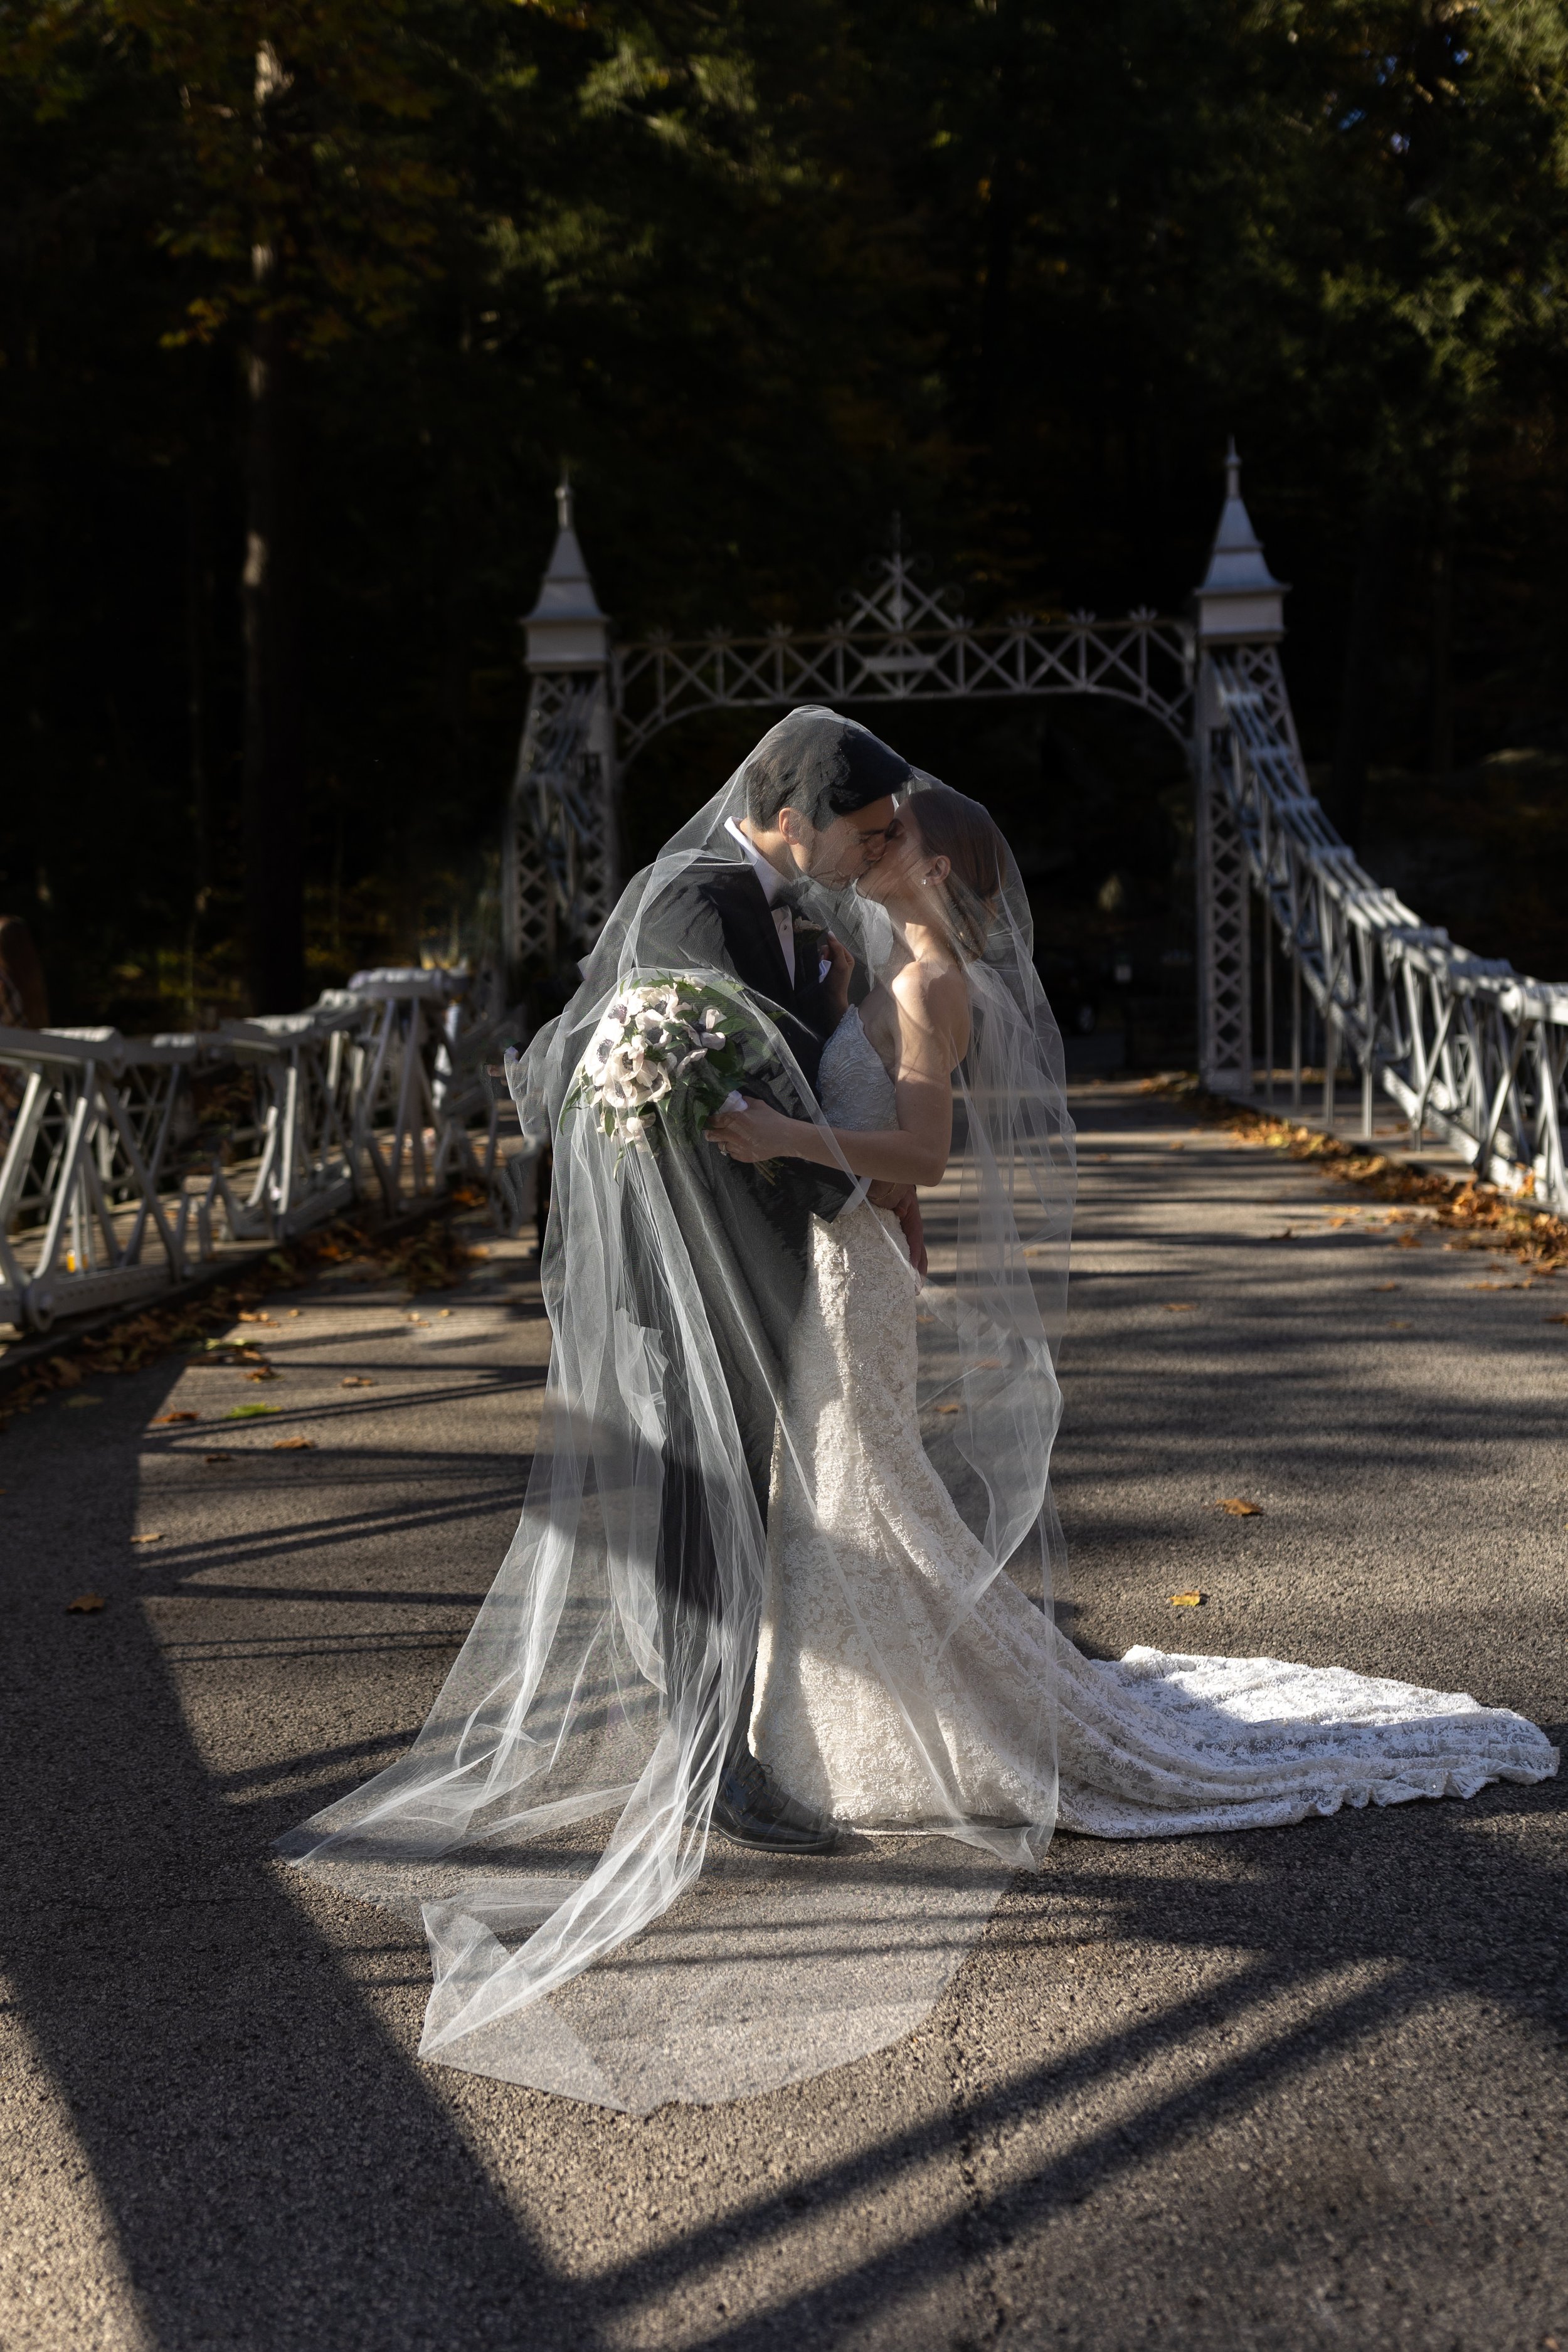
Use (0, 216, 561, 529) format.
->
(569, 975, 781, 1166)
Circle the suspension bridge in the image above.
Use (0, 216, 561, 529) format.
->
(1, 447, 1563, 1355)
(3, 458, 1564, 2349)
(510, 447, 1568, 1211)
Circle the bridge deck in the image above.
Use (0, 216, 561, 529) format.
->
(2, 1083, 1563, 2349)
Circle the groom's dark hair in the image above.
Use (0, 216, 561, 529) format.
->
(743, 709, 911, 827)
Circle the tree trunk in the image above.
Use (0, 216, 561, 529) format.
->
(1330, 498, 1401, 852)
(973, 0, 1022, 444)
(1428, 526, 1455, 778)
(183, 428, 213, 1027)
(241, 300, 306, 1013)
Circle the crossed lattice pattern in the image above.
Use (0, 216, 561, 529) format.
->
(1210, 649, 1568, 1209)
(506, 674, 616, 970)
(509, 557, 1195, 970)
(0, 972, 514, 1335)
(613, 553, 1193, 764)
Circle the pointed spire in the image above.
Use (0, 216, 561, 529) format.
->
(525, 473, 609, 670)
(1194, 438, 1288, 644)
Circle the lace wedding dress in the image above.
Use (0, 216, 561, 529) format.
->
(750, 1009, 1558, 1838)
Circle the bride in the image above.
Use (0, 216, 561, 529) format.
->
(707, 781, 1558, 1845)
(282, 712, 1555, 2112)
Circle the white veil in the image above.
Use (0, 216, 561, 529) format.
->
(281, 710, 1076, 2111)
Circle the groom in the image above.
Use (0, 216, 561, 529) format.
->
(585, 709, 915, 1853)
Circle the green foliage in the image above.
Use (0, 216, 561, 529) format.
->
(2, 0, 1567, 1027)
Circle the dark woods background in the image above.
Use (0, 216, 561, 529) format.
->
(3, 0, 1567, 1048)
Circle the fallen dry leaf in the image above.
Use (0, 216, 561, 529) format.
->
(1170, 1590, 1204, 1607)
(203, 1451, 235, 1465)
(152, 1410, 199, 1424)
(340, 1375, 377, 1389)
(236, 1312, 277, 1325)
(1169, 1142, 1185, 1152)
(1163, 1301, 1197, 1313)
(1387, 1319, 1412, 1329)
(1545, 1313, 1568, 1326)
(935, 1402, 963, 1415)
(244, 1367, 280, 1382)
(1394, 1234, 1422, 1249)
(1214, 1497, 1263, 1517)
(129, 1533, 162, 1545)
(1370, 1283, 1400, 1293)
(272, 1437, 315, 1451)
(65, 1594, 105, 1613)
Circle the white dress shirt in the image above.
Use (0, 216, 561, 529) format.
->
(724, 817, 797, 985)
(721, 820, 871, 1217)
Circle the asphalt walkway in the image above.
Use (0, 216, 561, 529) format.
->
(3, 1083, 1563, 2352)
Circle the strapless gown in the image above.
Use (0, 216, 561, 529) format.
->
(749, 1009, 1557, 1840)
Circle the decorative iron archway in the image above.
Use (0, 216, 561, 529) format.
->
(505, 458, 1568, 1208)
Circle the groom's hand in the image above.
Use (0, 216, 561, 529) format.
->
(868, 1181, 927, 1276)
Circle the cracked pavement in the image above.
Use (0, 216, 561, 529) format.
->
(1, 1083, 1564, 2351)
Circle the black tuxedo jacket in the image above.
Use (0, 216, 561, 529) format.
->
(554, 839, 858, 1512)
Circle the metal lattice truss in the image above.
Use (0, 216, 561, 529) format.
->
(613, 552, 1192, 763)
(0, 970, 517, 1336)
(508, 541, 1192, 973)
(506, 466, 1564, 1212)
(505, 673, 617, 972)
(1210, 647, 1568, 1212)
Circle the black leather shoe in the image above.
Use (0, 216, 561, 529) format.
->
(709, 1750, 839, 1855)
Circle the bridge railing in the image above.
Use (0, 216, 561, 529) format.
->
(0, 969, 527, 1336)
(1210, 648, 1568, 1213)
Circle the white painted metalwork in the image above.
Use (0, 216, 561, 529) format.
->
(1209, 650, 1568, 1210)
(506, 447, 1566, 1211)
(613, 557, 1192, 760)
(0, 970, 517, 1336)
(1192, 443, 1288, 1092)
(507, 481, 619, 972)
(504, 493, 1192, 976)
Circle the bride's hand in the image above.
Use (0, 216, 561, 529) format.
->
(706, 1096, 797, 1164)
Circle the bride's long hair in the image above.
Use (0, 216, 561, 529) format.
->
(898, 781, 1007, 964)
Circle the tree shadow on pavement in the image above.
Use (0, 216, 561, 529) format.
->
(1, 1370, 607, 2352)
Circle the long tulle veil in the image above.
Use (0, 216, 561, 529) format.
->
(280, 711, 1076, 2111)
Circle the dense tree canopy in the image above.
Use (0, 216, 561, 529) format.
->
(3, 0, 1566, 1034)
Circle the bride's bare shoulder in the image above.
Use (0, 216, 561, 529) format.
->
(891, 955, 969, 1056)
